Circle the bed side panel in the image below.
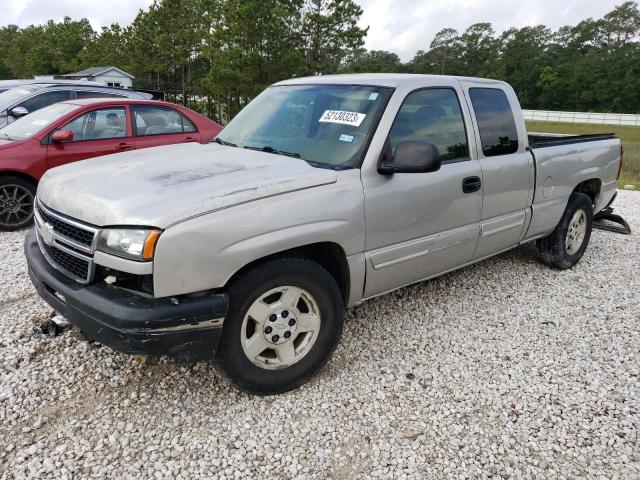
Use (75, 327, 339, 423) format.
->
(524, 138, 620, 241)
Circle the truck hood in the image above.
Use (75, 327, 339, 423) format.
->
(37, 143, 338, 228)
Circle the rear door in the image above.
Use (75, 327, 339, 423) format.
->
(131, 105, 200, 149)
(362, 86, 483, 298)
(458, 81, 534, 259)
(46, 106, 134, 169)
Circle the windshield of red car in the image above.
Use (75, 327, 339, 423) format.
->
(0, 102, 79, 141)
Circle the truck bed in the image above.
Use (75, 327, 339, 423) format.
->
(528, 132, 616, 148)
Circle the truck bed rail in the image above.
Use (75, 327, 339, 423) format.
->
(528, 133, 616, 149)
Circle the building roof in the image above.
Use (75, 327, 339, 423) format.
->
(61, 66, 134, 80)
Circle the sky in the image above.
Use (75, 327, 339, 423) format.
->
(0, 0, 623, 61)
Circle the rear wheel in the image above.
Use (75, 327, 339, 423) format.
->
(0, 176, 36, 231)
(537, 192, 593, 269)
(216, 257, 344, 394)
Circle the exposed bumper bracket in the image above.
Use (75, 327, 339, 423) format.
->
(594, 207, 631, 235)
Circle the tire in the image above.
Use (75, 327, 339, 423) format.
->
(536, 192, 594, 270)
(0, 176, 36, 231)
(216, 256, 344, 394)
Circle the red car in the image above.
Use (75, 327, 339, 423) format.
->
(0, 98, 222, 230)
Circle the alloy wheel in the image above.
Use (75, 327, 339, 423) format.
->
(566, 209, 587, 255)
(0, 184, 34, 228)
(241, 286, 321, 370)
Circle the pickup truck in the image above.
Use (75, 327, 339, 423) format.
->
(25, 74, 623, 394)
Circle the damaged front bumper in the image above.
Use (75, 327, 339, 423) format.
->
(24, 230, 228, 362)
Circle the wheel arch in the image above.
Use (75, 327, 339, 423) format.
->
(572, 178, 601, 206)
(0, 170, 39, 188)
(224, 242, 350, 305)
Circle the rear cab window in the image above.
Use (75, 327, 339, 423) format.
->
(468, 88, 519, 157)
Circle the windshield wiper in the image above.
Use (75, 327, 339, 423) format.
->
(0, 132, 15, 141)
(242, 144, 352, 170)
(244, 145, 300, 158)
(304, 160, 354, 171)
(212, 137, 237, 147)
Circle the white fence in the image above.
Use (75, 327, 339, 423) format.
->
(523, 109, 640, 127)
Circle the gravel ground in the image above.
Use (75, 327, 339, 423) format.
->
(1, 191, 639, 479)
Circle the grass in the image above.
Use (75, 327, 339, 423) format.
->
(526, 120, 640, 189)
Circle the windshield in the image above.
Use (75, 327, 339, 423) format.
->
(0, 102, 79, 141)
(216, 84, 393, 168)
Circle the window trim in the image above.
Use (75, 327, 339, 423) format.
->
(130, 105, 198, 138)
(468, 87, 519, 158)
(49, 106, 130, 144)
(385, 86, 471, 166)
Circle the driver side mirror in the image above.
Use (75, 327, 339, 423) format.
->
(52, 129, 74, 143)
(378, 141, 441, 174)
(10, 106, 29, 118)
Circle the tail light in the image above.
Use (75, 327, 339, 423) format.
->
(617, 144, 624, 180)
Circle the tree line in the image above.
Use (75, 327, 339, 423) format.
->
(0, 0, 639, 122)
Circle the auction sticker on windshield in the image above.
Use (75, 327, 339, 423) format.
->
(319, 110, 366, 127)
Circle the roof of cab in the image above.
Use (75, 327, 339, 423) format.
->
(274, 73, 509, 88)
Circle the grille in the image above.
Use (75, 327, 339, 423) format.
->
(41, 242, 90, 281)
(37, 205, 95, 247)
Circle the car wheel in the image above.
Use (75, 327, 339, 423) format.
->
(216, 256, 344, 394)
(0, 176, 36, 231)
(537, 192, 594, 270)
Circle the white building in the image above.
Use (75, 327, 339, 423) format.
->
(59, 66, 134, 89)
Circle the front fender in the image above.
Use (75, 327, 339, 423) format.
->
(152, 170, 365, 298)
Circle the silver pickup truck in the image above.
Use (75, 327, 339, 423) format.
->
(25, 74, 623, 393)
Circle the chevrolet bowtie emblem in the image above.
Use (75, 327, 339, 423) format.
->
(41, 222, 55, 246)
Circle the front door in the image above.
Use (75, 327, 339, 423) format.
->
(362, 87, 483, 298)
(46, 106, 134, 169)
(460, 82, 534, 259)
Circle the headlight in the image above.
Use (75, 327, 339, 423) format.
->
(97, 228, 161, 261)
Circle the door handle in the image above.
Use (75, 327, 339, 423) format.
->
(116, 142, 134, 151)
(462, 176, 482, 193)
(182, 137, 196, 143)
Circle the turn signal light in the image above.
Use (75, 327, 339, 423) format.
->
(142, 231, 161, 261)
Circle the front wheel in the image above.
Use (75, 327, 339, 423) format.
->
(216, 257, 344, 394)
(537, 192, 594, 269)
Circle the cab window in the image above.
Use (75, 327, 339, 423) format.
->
(389, 88, 469, 163)
(61, 107, 127, 141)
(469, 88, 519, 157)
